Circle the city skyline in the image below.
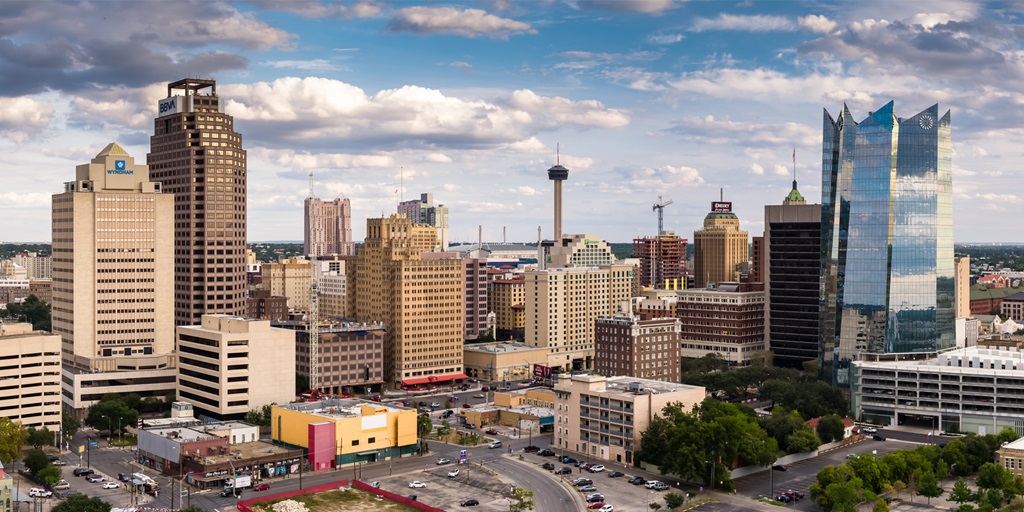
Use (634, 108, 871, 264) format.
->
(0, 1, 1020, 243)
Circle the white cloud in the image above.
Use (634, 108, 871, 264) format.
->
(506, 90, 629, 129)
(669, 115, 818, 147)
(558, 155, 595, 170)
(648, 33, 684, 44)
(750, 163, 765, 175)
(692, 14, 796, 32)
(773, 164, 791, 177)
(506, 186, 542, 196)
(630, 164, 704, 188)
(0, 192, 52, 209)
(263, 59, 343, 71)
(0, 96, 54, 142)
(798, 14, 838, 34)
(386, 7, 535, 39)
(425, 152, 453, 163)
(450, 61, 473, 69)
(576, 0, 680, 15)
(503, 137, 548, 153)
(253, 148, 395, 170)
(266, 0, 381, 19)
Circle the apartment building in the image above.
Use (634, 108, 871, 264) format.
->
(553, 374, 704, 465)
(304, 196, 354, 257)
(595, 314, 681, 383)
(677, 283, 767, 366)
(260, 258, 312, 312)
(0, 323, 61, 430)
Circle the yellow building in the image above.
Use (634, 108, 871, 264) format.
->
(347, 215, 465, 388)
(271, 398, 417, 470)
(463, 342, 550, 384)
(261, 258, 312, 312)
(488, 272, 525, 340)
(460, 387, 556, 430)
(525, 264, 636, 372)
(693, 201, 749, 288)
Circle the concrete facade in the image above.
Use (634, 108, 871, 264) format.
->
(52, 143, 177, 414)
(304, 197, 354, 258)
(553, 374, 704, 465)
(463, 342, 550, 384)
(260, 258, 312, 312)
(176, 315, 296, 419)
(594, 314, 682, 383)
(693, 202, 749, 288)
(295, 321, 386, 394)
(956, 256, 971, 318)
(0, 323, 61, 430)
(464, 258, 489, 341)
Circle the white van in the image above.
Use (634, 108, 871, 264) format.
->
(488, 441, 502, 449)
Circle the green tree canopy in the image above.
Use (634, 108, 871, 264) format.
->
(817, 415, 847, 444)
(417, 415, 433, 437)
(62, 411, 80, 439)
(949, 478, 972, 505)
(37, 465, 62, 487)
(0, 417, 26, 463)
(26, 426, 52, 448)
(785, 427, 822, 454)
(508, 486, 534, 512)
(85, 398, 138, 436)
(915, 469, 943, 504)
(24, 448, 50, 474)
(0, 294, 50, 331)
(52, 494, 111, 512)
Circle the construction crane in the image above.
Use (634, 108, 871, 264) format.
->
(653, 196, 673, 235)
(307, 173, 320, 392)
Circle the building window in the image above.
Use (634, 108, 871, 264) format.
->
(369, 437, 376, 443)
(352, 440, 359, 446)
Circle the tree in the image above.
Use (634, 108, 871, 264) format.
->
(664, 493, 685, 509)
(51, 494, 111, 512)
(998, 428, 1021, 445)
(817, 415, 847, 443)
(26, 427, 52, 448)
(37, 465, 62, 487)
(0, 294, 51, 331)
(978, 463, 1009, 490)
(0, 417, 26, 463)
(417, 415, 433, 437)
(949, 478, 973, 505)
(24, 448, 50, 474)
(649, 504, 663, 511)
(85, 398, 138, 436)
(915, 469, 943, 504)
(786, 427, 822, 454)
(62, 411, 80, 439)
(508, 486, 534, 512)
(892, 480, 906, 501)
(873, 499, 889, 512)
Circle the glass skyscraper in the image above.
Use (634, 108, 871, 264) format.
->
(820, 102, 955, 386)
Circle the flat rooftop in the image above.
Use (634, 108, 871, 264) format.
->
(278, 397, 410, 419)
(143, 417, 202, 429)
(464, 342, 546, 354)
(148, 427, 217, 443)
(198, 441, 297, 466)
(565, 374, 704, 395)
(855, 345, 1024, 372)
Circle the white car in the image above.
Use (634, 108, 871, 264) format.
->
(102, 481, 119, 489)
(29, 487, 52, 498)
(599, 505, 615, 512)
(437, 458, 451, 465)
(448, 469, 460, 478)
(409, 481, 427, 488)
(645, 480, 663, 489)
(588, 465, 605, 473)
(863, 427, 877, 434)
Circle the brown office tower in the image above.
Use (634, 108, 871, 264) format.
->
(305, 197, 354, 257)
(632, 231, 687, 289)
(148, 78, 248, 326)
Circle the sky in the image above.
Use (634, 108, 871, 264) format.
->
(0, 0, 1021, 244)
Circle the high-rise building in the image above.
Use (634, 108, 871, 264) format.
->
(764, 180, 821, 369)
(955, 256, 971, 318)
(0, 323, 61, 430)
(524, 264, 636, 372)
(260, 258, 312, 312)
(821, 102, 955, 385)
(632, 232, 687, 289)
(693, 201, 749, 288)
(314, 257, 350, 318)
(488, 270, 526, 340)
(594, 314, 681, 383)
(11, 252, 51, 279)
(52, 143, 177, 414)
(677, 283, 766, 366)
(176, 315, 295, 419)
(463, 258, 489, 341)
(148, 78, 247, 326)
(397, 193, 449, 250)
(347, 214, 465, 388)
(547, 233, 616, 268)
(304, 197, 354, 257)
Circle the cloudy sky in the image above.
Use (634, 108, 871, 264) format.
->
(0, 0, 1019, 243)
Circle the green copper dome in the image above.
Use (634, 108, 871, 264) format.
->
(785, 180, 805, 203)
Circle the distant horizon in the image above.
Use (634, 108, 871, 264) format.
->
(7, 241, 1024, 247)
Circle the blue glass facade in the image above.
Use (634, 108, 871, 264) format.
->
(820, 102, 954, 386)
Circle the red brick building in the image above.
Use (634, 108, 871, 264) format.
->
(594, 314, 681, 383)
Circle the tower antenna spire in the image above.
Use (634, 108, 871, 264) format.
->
(556, 143, 560, 165)
(793, 147, 797, 182)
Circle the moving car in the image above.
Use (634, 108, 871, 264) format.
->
(460, 499, 479, 506)
(772, 464, 788, 471)
(607, 471, 624, 478)
(448, 469, 460, 478)
(220, 488, 243, 498)
(628, 476, 646, 485)
(488, 441, 502, 449)
(538, 449, 556, 457)
(485, 429, 500, 435)
(409, 481, 427, 488)
(442, 410, 454, 419)
(437, 458, 452, 465)
(554, 467, 573, 475)
(863, 427, 878, 434)
(588, 503, 607, 509)
(524, 446, 540, 453)
(431, 402, 442, 408)
(588, 465, 605, 473)
(473, 394, 485, 398)
(29, 488, 52, 498)
(873, 434, 887, 441)
(782, 490, 804, 501)
(73, 468, 94, 477)
(102, 482, 119, 489)
(599, 505, 615, 512)
(254, 483, 271, 491)
(463, 403, 473, 409)
(118, 473, 130, 482)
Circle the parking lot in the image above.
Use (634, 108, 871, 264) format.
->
(366, 461, 517, 511)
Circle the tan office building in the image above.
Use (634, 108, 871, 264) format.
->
(261, 258, 312, 312)
(0, 323, 61, 430)
(305, 197, 354, 257)
(956, 256, 971, 318)
(176, 315, 295, 419)
(553, 374, 704, 465)
(148, 78, 248, 326)
(52, 143, 177, 414)
(693, 201, 749, 288)
(525, 264, 636, 372)
(347, 215, 465, 388)
(489, 271, 526, 340)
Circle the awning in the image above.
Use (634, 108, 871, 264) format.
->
(402, 373, 470, 386)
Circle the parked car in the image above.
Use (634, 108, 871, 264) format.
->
(448, 469, 460, 478)
(464, 423, 476, 430)
(579, 485, 597, 492)
(645, 480, 663, 489)
(598, 505, 615, 512)
(442, 410, 454, 418)
(54, 481, 71, 491)
(482, 386, 490, 392)
(52, 460, 67, 466)
(117, 473, 130, 482)
(538, 449, 556, 457)
(562, 456, 577, 464)
(488, 441, 502, 449)
(577, 461, 591, 468)
(87, 475, 105, 483)
(541, 462, 555, 471)
(772, 464, 788, 471)
(573, 478, 593, 486)
(588, 465, 605, 473)
(783, 490, 805, 501)
(628, 476, 646, 485)
(607, 471, 624, 478)
(409, 481, 427, 488)
(102, 482, 119, 489)
(873, 434, 887, 441)
(418, 401, 428, 407)
(463, 403, 473, 409)
(863, 427, 878, 434)
(437, 458, 452, 465)
(586, 493, 606, 502)
(73, 468, 94, 477)
(29, 488, 52, 498)
(473, 394, 485, 398)
(651, 482, 670, 491)
(254, 483, 271, 491)
(554, 467, 573, 475)
(524, 446, 541, 453)
(460, 499, 480, 506)
(776, 494, 792, 503)
(55, 490, 80, 499)
(588, 503, 607, 510)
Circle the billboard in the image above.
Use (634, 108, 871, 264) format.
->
(532, 364, 552, 380)
(711, 201, 732, 213)
(157, 95, 193, 118)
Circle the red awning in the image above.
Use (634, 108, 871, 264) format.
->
(401, 373, 470, 386)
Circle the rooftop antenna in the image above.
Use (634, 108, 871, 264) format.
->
(400, 166, 404, 203)
(793, 147, 797, 181)
(720, 187, 723, 202)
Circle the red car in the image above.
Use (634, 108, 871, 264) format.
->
(588, 502, 606, 509)
(463, 403, 472, 408)
(253, 483, 270, 491)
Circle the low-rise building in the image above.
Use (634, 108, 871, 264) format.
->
(595, 314, 681, 383)
(271, 398, 417, 471)
(1002, 292, 1024, 323)
(246, 289, 288, 321)
(0, 323, 61, 430)
(463, 342, 550, 385)
(176, 315, 295, 420)
(852, 344, 1024, 435)
(554, 374, 705, 465)
(998, 437, 1024, 478)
